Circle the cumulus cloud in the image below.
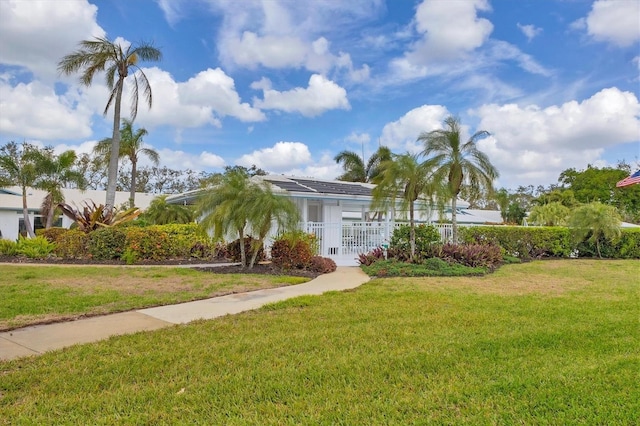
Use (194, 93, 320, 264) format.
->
(581, 0, 640, 47)
(517, 23, 542, 42)
(236, 141, 312, 172)
(379, 105, 450, 152)
(281, 153, 345, 180)
(0, 0, 105, 83)
(344, 132, 371, 146)
(157, 148, 225, 171)
(252, 74, 350, 117)
(472, 87, 640, 187)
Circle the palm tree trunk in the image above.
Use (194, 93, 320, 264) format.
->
(21, 188, 35, 238)
(451, 196, 458, 244)
(409, 201, 415, 261)
(129, 158, 137, 208)
(105, 79, 124, 212)
(238, 229, 246, 268)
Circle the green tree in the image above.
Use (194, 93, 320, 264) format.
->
(94, 118, 160, 208)
(418, 116, 498, 243)
(0, 142, 42, 238)
(371, 153, 438, 261)
(142, 195, 194, 225)
(58, 37, 162, 212)
(495, 188, 510, 223)
(335, 146, 392, 183)
(568, 202, 622, 258)
(33, 148, 87, 228)
(528, 202, 571, 226)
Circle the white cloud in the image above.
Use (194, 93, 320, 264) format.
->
(472, 87, 640, 187)
(344, 132, 371, 146)
(0, 80, 93, 140)
(517, 23, 542, 42)
(582, 0, 640, 47)
(157, 148, 225, 171)
(281, 153, 344, 180)
(252, 74, 350, 117)
(236, 141, 312, 171)
(0, 0, 105, 83)
(379, 105, 450, 152)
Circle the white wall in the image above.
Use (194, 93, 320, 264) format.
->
(0, 211, 18, 241)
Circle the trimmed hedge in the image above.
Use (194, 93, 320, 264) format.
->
(270, 231, 317, 269)
(575, 228, 640, 259)
(54, 229, 89, 259)
(87, 227, 127, 260)
(390, 224, 440, 256)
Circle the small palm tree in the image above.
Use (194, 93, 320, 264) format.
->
(58, 37, 162, 211)
(371, 153, 438, 261)
(335, 146, 392, 183)
(143, 195, 194, 225)
(95, 118, 159, 208)
(528, 202, 571, 227)
(419, 116, 498, 243)
(568, 202, 622, 258)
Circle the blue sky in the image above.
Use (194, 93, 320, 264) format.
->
(1, 0, 639, 190)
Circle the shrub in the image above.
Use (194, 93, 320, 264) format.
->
(124, 227, 171, 261)
(357, 247, 386, 266)
(36, 227, 68, 244)
(155, 223, 211, 258)
(212, 241, 229, 260)
(575, 228, 640, 259)
(390, 224, 440, 258)
(0, 239, 18, 256)
(16, 236, 55, 259)
(54, 229, 89, 259)
(308, 256, 337, 273)
(423, 257, 449, 271)
(433, 243, 503, 269)
(270, 231, 316, 269)
(227, 237, 264, 263)
(361, 258, 486, 277)
(461, 226, 571, 260)
(87, 227, 127, 260)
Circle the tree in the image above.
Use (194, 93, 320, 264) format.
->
(568, 202, 622, 258)
(419, 116, 498, 243)
(528, 202, 570, 226)
(94, 118, 159, 208)
(33, 148, 87, 228)
(335, 146, 392, 183)
(58, 37, 162, 212)
(495, 188, 510, 223)
(0, 142, 42, 238)
(74, 152, 107, 190)
(371, 153, 438, 260)
(142, 195, 194, 225)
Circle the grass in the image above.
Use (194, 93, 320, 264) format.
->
(0, 265, 309, 330)
(1, 259, 638, 424)
(361, 257, 488, 277)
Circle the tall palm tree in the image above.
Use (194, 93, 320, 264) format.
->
(419, 116, 499, 243)
(94, 118, 159, 208)
(371, 153, 438, 260)
(0, 142, 41, 237)
(335, 146, 392, 183)
(58, 37, 162, 212)
(33, 148, 87, 228)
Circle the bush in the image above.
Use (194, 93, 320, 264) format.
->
(36, 227, 68, 244)
(155, 223, 211, 258)
(461, 226, 572, 260)
(16, 236, 55, 259)
(0, 239, 18, 256)
(390, 224, 440, 257)
(575, 228, 640, 259)
(54, 229, 89, 259)
(87, 227, 127, 260)
(227, 237, 264, 263)
(431, 243, 503, 269)
(357, 247, 386, 266)
(270, 231, 316, 269)
(308, 256, 337, 273)
(423, 257, 449, 271)
(124, 227, 171, 260)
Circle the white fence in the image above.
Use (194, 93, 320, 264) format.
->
(299, 221, 455, 257)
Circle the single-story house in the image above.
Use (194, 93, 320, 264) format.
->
(0, 186, 157, 241)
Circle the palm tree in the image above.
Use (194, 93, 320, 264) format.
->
(335, 146, 392, 183)
(568, 202, 622, 258)
(528, 202, 571, 227)
(94, 118, 159, 208)
(0, 142, 41, 237)
(143, 195, 194, 225)
(58, 37, 162, 212)
(371, 153, 438, 261)
(33, 148, 87, 228)
(419, 116, 498, 243)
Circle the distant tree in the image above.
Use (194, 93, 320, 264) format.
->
(58, 37, 162, 211)
(0, 142, 45, 237)
(533, 189, 580, 208)
(419, 116, 498, 243)
(371, 153, 438, 260)
(94, 118, 159, 208)
(74, 152, 107, 190)
(142, 195, 194, 225)
(568, 202, 622, 258)
(224, 164, 267, 177)
(528, 202, 571, 226)
(495, 188, 510, 223)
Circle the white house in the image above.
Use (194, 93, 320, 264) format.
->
(0, 186, 158, 241)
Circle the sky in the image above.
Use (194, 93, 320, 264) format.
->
(0, 0, 639, 191)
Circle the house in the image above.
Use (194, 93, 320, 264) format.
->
(0, 186, 157, 241)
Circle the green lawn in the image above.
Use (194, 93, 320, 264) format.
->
(0, 265, 309, 330)
(1, 260, 638, 424)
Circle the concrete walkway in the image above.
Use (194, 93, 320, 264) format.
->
(0, 267, 370, 362)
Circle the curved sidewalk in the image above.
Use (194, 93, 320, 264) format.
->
(0, 267, 370, 362)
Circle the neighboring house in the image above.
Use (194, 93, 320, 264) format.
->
(167, 175, 503, 266)
(0, 186, 157, 241)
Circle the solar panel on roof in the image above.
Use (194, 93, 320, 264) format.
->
(292, 178, 372, 196)
(264, 179, 317, 193)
